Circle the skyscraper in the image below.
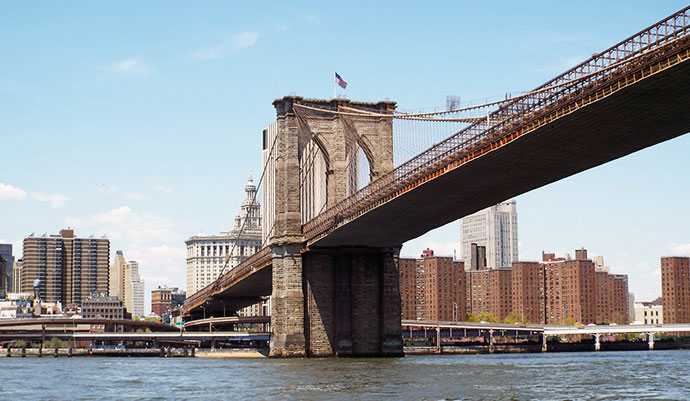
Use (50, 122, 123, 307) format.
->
(110, 250, 144, 318)
(21, 229, 109, 306)
(0, 243, 13, 297)
(186, 171, 262, 295)
(461, 200, 518, 270)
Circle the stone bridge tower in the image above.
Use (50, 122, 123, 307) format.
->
(263, 96, 403, 356)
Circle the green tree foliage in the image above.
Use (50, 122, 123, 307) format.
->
(504, 310, 528, 324)
(466, 312, 499, 323)
(11, 340, 27, 349)
(563, 317, 576, 326)
(46, 337, 63, 348)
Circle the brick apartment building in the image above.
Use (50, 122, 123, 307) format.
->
(21, 229, 109, 306)
(661, 256, 690, 323)
(466, 268, 512, 320)
(400, 247, 628, 325)
(399, 249, 465, 321)
(511, 261, 544, 324)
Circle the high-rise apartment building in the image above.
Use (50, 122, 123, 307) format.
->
(0, 243, 14, 297)
(186, 172, 262, 295)
(21, 229, 109, 306)
(461, 200, 518, 270)
(661, 256, 690, 323)
(399, 258, 417, 320)
(466, 267, 512, 320)
(109, 250, 144, 318)
(399, 249, 465, 321)
(543, 249, 596, 324)
(511, 261, 545, 324)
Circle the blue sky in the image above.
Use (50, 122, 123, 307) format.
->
(1, 1, 689, 310)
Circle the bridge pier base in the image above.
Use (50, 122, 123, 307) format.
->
(301, 247, 403, 357)
(270, 245, 403, 357)
(594, 333, 601, 351)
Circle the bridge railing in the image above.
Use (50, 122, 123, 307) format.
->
(303, 6, 690, 242)
(184, 246, 272, 311)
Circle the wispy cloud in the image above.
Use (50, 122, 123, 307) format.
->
(108, 57, 151, 76)
(154, 184, 172, 194)
(65, 206, 179, 244)
(32, 192, 68, 207)
(193, 32, 259, 60)
(669, 242, 690, 256)
(124, 191, 143, 201)
(0, 182, 27, 200)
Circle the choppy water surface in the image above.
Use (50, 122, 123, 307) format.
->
(1, 350, 689, 400)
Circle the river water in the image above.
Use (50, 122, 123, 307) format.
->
(1, 350, 689, 400)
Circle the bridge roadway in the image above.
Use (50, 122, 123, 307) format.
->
(308, 38, 690, 247)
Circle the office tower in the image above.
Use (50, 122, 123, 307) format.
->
(186, 171, 262, 295)
(0, 243, 13, 297)
(461, 200, 518, 269)
(108, 250, 144, 318)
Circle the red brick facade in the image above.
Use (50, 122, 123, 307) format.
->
(511, 262, 544, 324)
(398, 250, 465, 321)
(661, 256, 690, 323)
(467, 268, 512, 321)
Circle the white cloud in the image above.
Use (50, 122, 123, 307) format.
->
(108, 57, 151, 76)
(154, 184, 172, 193)
(32, 192, 68, 207)
(669, 243, 690, 256)
(124, 191, 143, 201)
(64, 206, 179, 244)
(0, 182, 26, 200)
(130, 245, 186, 284)
(67, 207, 187, 313)
(193, 32, 259, 60)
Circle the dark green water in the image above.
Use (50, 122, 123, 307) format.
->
(1, 350, 689, 400)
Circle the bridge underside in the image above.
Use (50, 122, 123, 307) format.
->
(312, 59, 690, 248)
(188, 265, 272, 320)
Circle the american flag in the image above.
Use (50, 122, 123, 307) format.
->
(335, 72, 348, 89)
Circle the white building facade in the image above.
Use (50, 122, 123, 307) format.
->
(461, 200, 518, 269)
(634, 302, 663, 325)
(124, 261, 145, 318)
(109, 251, 144, 318)
(186, 172, 262, 296)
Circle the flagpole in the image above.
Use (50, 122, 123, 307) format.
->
(333, 73, 336, 99)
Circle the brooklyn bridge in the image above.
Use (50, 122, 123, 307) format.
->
(182, 6, 690, 357)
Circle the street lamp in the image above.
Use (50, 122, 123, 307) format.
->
(200, 306, 206, 319)
(452, 302, 458, 322)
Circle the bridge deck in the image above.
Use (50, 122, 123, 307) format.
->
(311, 52, 690, 247)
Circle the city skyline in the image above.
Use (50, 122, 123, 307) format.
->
(2, 2, 690, 310)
